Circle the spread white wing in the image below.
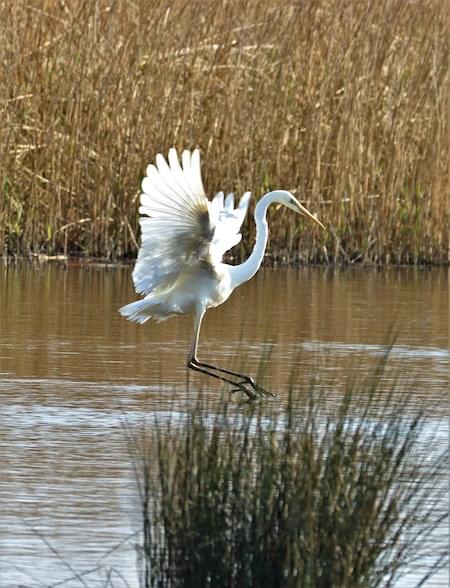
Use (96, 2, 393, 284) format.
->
(132, 148, 251, 296)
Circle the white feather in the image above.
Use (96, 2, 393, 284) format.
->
(190, 149, 206, 196)
(129, 148, 251, 297)
(225, 193, 234, 210)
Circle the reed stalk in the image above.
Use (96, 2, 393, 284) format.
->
(1, 0, 448, 263)
(126, 360, 447, 587)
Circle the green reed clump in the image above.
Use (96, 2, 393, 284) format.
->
(127, 373, 447, 587)
(0, 0, 448, 263)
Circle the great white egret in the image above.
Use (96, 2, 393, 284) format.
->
(120, 148, 324, 399)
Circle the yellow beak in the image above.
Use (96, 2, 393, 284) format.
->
(289, 197, 326, 231)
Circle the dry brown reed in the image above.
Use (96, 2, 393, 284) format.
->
(1, 0, 448, 263)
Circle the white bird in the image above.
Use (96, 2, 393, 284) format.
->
(120, 148, 325, 399)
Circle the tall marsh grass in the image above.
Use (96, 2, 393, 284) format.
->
(126, 370, 447, 587)
(1, 0, 448, 262)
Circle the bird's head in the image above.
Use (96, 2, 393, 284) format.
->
(271, 190, 326, 230)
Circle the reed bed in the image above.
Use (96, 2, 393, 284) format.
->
(1, 0, 448, 263)
(126, 368, 447, 587)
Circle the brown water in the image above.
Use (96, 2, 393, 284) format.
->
(0, 262, 448, 586)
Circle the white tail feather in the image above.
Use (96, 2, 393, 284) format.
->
(119, 299, 153, 324)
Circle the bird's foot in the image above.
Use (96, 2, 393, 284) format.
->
(252, 381, 275, 398)
(231, 379, 275, 400)
(231, 383, 258, 400)
(244, 376, 275, 398)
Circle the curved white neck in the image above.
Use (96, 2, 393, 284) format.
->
(229, 191, 284, 289)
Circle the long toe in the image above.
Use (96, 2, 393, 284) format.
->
(240, 384, 258, 401)
(254, 383, 275, 398)
(230, 382, 268, 401)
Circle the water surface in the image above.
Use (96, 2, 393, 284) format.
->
(0, 263, 448, 586)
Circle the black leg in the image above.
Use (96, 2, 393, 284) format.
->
(188, 359, 258, 400)
(188, 308, 274, 400)
(191, 358, 274, 398)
